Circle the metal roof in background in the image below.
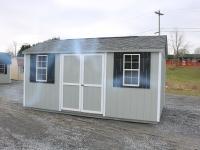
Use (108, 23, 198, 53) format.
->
(0, 52, 11, 64)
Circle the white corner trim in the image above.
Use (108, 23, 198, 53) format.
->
(23, 55, 26, 107)
(59, 54, 63, 111)
(103, 53, 107, 116)
(157, 52, 162, 122)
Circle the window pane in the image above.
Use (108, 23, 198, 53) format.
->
(132, 62, 139, 69)
(125, 55, 131, 61)
(125, 62, 131, 69)
(124, 76, 132, 84)
(38, 56, 47, 61)
(131, 70, 138, 78)
(131, 77, 138, 85)
(132, 55, 139, 62)
(42, 74, 46, 80)
(124, 70, 139, 85)
(124, 70, 132, 78)
(37, 69, 44, 74)
(0, 64, 5, 73)
(42, 62, 47, 67)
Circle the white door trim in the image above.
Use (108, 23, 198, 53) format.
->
(60, 53, 106, 115)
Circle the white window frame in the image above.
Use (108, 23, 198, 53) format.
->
(36, 55, 48, 82)
(0, 64, 5, 74)
(123, 54, 140, 87)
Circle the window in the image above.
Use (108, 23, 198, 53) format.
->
(123, 54, 140, 86)
(36, 55, 48, 82)
(0, 64, 5, 74)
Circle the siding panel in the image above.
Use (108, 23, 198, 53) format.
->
(105, 53, 159, 122)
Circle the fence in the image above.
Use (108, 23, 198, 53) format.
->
(166, 59, 200, 67)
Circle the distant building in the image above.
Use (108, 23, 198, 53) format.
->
(0, 52, 11, 83)
(11, 57, 24, 80)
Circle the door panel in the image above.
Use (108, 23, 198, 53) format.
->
(83, 86, 102, 112)
(63, 85, 79, 110)
(83, 55, 102, 85)
(82, 55, 103, 113)
(63, 55, 80, 83)
(62, 55, 80, 110)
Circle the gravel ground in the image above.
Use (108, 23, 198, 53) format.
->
(0, 81, 200, 150)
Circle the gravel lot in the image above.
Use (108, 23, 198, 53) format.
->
(0, 81, 200, 150)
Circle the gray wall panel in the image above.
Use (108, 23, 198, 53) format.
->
(63, 85, 79, 109)
(83, 86, 101, 112)
(0, 65, 11, 83)
(24, 54, 60, 111)
(105, 53, 159, 122)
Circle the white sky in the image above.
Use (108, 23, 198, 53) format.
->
(0, 0, 200, 54)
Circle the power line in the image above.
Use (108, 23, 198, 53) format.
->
(162, 27, 200, 30)
(162, 30, 200, 33)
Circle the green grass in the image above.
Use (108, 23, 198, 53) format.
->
(166, 67, 200, 96)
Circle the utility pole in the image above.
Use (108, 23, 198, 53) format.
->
(155, 10, 164, 35)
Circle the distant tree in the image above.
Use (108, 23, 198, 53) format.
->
(17, 44, 31, 57)
(170, 30, 188, 59)
(194, 47, 200, 54)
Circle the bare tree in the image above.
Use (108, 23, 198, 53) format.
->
(6, 41, 18, 57)
(170, 30, 189, 59)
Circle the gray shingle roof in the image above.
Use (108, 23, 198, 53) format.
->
(24, 36, 167, 54)
(0, 52, 11, 64)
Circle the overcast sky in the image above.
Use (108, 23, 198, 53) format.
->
(0, 0, 200, 54)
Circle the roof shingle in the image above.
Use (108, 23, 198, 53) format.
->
(24, 36, 167, 54)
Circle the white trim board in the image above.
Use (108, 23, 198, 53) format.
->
(157, 52, 162, 122)
(23, 55, 26, 107)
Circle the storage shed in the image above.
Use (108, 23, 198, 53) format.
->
(0, 52, 11, 83)
(23, 36, 167, 123)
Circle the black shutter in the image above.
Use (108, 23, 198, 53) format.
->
(4, 64, 7, 74)
(30, 54, 36, 82)
(139, 52, 150, 89)
(113, 53, 123, 87)
(47, 54, 55, 83)
(113, 52, 150, 89)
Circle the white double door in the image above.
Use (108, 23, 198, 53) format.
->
(61, 54, 104, 114)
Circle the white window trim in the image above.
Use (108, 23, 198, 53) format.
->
(123, 54, 140, 87)
(36, 55, 48, 82)
(0, 64, 5, 74)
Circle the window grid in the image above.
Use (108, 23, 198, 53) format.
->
(0, 64, 5, 74)
(36, 55, 48, 82)
(123, 54, 140, 87)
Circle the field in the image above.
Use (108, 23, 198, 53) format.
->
(166, 66, 200, 96)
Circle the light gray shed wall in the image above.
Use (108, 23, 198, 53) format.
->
(105, 53, 159, 122)
(24, 54, 60, 111)
(0, 65, 11, 83)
